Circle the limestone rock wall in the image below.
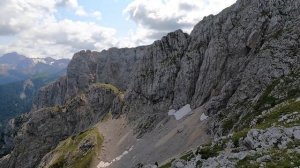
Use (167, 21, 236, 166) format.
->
(1, 0, 300, 167)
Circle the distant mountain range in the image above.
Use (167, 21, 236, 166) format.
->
(0, 52, 70, 132)
(0, 52, 69, 85)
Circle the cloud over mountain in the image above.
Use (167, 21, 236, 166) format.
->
(124, 0, 236, 45)
(0, 0, 236, 58)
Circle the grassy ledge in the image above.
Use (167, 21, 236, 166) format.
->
(48, 128, 103, 168)
(94, 83, 124, 100)
(255, 99, 300, 129)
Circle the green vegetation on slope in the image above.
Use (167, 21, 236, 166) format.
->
(240, 70, 300, 130)
(48, 128, 103, 168)
(159, 69, 300, 167)
(255, 100, 300, 129)
(180, 151, 195, 161)
(254, 80, 280, 112)
(195, 143, 225, 160)
(94, 83, 123, 96)
(159, 162, 172, 168)
(228, 99, 300, 148)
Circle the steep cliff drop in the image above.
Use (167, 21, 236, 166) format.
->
(1, 0, 300, 167)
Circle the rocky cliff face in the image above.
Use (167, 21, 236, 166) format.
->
(33, 47, 145, 110)
(126, 0, 300, 135)
(1, 0, 300, 167)
(0, 84, 123, 168)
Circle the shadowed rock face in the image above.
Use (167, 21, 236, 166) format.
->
(1, 0, 300, 167)
(32, 76, 68, 110)
(32, 47, 147, 110)
(96, 47, 147, 90)
(0, 85, 122, 168)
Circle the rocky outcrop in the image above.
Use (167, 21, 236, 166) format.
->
(33, 0, 300, 135)
(33, 76, 68, 109)
(0, 115, 29, 157)
(244, 127, 300, 150)
(0, 85, 122, 168)
(33, 47, 145, 110)
(125, 0, 300, 135)
(38, 128, 103, 168)
(189, 0, 300, 135)
(124, 30, 191, 132)
(1, 0, 300, 167)
(156, 126, 300, 168)
(96, 47, 147, 90)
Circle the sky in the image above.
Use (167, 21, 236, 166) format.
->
(0, 0, 237, 59)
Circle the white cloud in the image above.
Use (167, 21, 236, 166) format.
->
(0, 0, 237, 58)
(0, 0, 116, 58)
(7, 19, 117, 58)
(0, 0, 47, 35)
(0, 0, 90, 36)
(56, 0, 88, 16)
(123, 0, 237, 45)
(92, 11, 102, 20)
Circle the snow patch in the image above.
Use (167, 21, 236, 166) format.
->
(98, 161, 110, 168)
(200, 113, 208, 121)
(32, 58, 46, 64)
(168, 104, 192, 120)
(97, 146, 134, 168)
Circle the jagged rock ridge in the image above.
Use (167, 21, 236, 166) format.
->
(1, 0, 300, 167)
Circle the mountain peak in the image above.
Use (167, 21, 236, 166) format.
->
(1, 0, 300, 167)
(0, 53, 70, 85)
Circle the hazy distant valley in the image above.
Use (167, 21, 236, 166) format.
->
(0, 53, 69, 132)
